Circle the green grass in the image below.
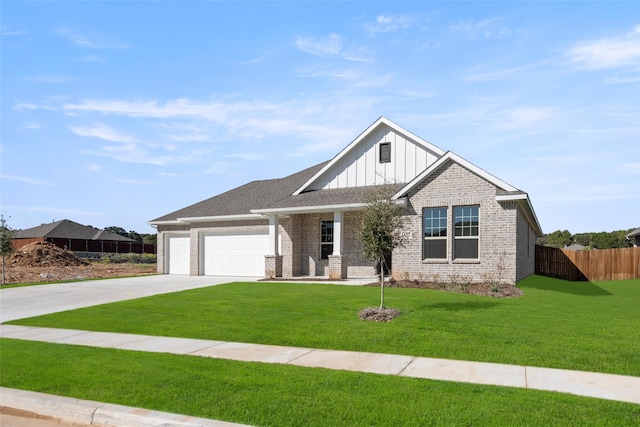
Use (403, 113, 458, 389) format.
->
(1, 339, 638, 426)
(8, 275, 640, 376)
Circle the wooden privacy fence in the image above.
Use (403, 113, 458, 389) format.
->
(535, 245, 640, 282)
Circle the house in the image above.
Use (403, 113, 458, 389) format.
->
(625, 228, 640, 247)
(149, 117, 542, 284)
(564, 244, 587, 251)
(13, 219, 139, 253)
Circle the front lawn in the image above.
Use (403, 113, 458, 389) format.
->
(7, 275, 640, 376)
(1, 339, 638, 427)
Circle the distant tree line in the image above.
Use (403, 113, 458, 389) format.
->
(105, 226, 157, 245)
(538, 229, 635, 249)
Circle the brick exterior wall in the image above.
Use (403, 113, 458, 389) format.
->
(392, 160, 522, 284)
(516, 207, 536, 282)
(280, 211, 375, 278)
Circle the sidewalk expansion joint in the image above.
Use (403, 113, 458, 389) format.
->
(284, 348, 316, 364)
(396, 356, 417, 376)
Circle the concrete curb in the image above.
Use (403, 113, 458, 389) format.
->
(0, 387, 253, 427)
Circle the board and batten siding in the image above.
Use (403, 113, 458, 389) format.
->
(309, 124, 441, 190)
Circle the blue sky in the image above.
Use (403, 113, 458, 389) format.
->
(2, 1, 639, 235)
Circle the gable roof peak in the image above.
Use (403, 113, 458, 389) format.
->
(292, 116, 445, 195)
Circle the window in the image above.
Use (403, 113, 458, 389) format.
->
(454, 206, 479, 259)
(320, 220, 334, 260)
(423, 207, 447, 259)
(379, 142, 391, 163)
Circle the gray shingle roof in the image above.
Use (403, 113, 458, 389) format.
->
(14, 219, 135, 241)
(151, 161, 408, 222)
(263, 183, 405, 211)
(150, 161, 330, 222)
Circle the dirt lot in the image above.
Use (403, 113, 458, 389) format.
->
(2, 241, 156, 286)
(2, 263, 157, 285)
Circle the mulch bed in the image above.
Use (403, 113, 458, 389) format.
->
(358, 307, 401, 322)
(366, 278, 523, 298)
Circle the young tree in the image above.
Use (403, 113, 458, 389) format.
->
(358, 185, 407, 309)
(0, 215, 15, 285)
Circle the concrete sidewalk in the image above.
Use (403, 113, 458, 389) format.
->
(2, 324, 639, 405)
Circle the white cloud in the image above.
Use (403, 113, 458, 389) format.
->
(506, 107, 553, 125)
(364, 15, 412, 34)
(604, 75, 640, 84)
(25, 75, 71, 84)
(1, 174, 55, 186)
(566, 24, 640, 69)
(57, 27, 131, 50)
(20, 122, 41, 130)
(449, 18, 511, 40)
(225, 152, 263, 161)
(1, 25, 27, 36)
(296, 33, 343, 57)
(463, 61, 547, 81)
(69, 123, 138, 143)
(76, 54, 107, 63)
(110, 177, 155, 185)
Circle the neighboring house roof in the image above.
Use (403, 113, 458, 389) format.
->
(565, 244, 586, 251)
(14, 219, 135, 242)
(625, 228, 640, 239)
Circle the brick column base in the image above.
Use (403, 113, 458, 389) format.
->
(328, 255, 347, 279)
(264, 255, 283, 278)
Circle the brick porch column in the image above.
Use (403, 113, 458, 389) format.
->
(328, 255, 347, 279)
(265, 255, 283, 278)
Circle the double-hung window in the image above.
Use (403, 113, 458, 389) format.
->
(320, 220, 334, 260)
(454, 206, 479, 259)
(423, 207, 448, 259)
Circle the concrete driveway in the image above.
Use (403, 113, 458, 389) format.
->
(0, 275, 254, 323)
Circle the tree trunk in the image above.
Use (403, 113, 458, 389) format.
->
(1, 255, 5, 286)
(379, 256, 385, 309)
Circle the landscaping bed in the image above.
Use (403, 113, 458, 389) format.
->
(369, 278, 524, 298)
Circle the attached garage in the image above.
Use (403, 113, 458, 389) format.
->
(165, 234, 190, 275)
(201, 230, 269, 276)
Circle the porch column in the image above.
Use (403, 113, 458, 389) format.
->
(329, 211, 347, 279)
(268, 214, 279, 256)
(333, 211, 343, 255)
(265, 214, 282, 278)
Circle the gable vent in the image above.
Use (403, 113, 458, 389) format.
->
(379, 142, 391, 163)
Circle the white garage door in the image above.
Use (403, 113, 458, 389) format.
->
(202, 231, 269, 276)
(166, 235, 190, 275)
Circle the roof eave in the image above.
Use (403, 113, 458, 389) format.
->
(497, 193, 543, 237)
(394, 151, 519, 200)
(179, 214, 264, 223)
(149, 214, 264, 226)
(251, 198, 406, 216)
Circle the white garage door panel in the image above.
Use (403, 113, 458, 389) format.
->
(167, 236, 190, 275)
(203, 232, 268, 276)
